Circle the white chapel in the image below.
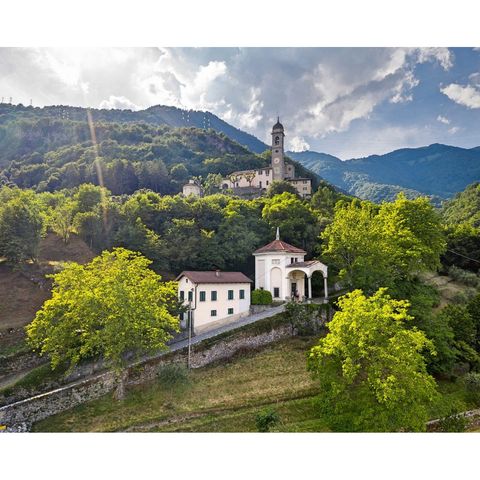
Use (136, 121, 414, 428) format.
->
(253, 228, 329, 302)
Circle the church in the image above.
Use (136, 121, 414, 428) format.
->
(221, 119, 312, 198)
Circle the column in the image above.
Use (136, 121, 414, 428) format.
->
(307, 276, 312, 300)
(324, 275, 329, 302)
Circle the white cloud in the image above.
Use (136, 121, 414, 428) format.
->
(416, 47, 453, 70)
(289, 136, 310, 152)
(0, 47, 458, 156)
(441, 83, 480, 109)
(437, 115, 450, 124)
(448, 126, 460, 134)
(99, 95, 140, 111)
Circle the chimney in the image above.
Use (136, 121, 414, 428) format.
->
(276, 227, 280, 241)
(215, 269, 220, 277)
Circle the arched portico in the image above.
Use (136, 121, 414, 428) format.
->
(286, 260, 328, 302)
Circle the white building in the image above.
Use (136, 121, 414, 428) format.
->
(176, 270, 252, 333)
(182, 179, 203, 197)
(221, 119, 312, 198)
(253, 229, 328, 301)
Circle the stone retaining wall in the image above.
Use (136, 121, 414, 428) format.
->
(0, 322, 293, 431)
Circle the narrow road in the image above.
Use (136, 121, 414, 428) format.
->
(159, 303, 287, 357)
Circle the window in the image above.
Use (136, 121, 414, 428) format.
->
(179, 291, 185, 301)
(211, 310, 217, 317)
(228, 290, 234, 300)
(274, 287, 280, 298)
(258, 170, 263, 175)
(211, 291, 217, 301)
(275, 136, 280, 145)
(274, 149, 279, 153)
(303, 180, 308, 184)
(259, 181, 262, 188)
(291, 257, 295, 264)
(239, 289, 245, 300)
(188, 290, 193, 302)
(199, 291, 206, 302)
(228, 308, 234, 315)
(266, 180, 269, 186)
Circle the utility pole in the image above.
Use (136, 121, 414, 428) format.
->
(187, 288, 194, 369)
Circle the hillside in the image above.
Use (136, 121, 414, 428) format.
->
(289, 144, 480, 203)
(0, 104, 316, 195)
(0, 102, 268, 154)
(0, 233, 94, 334)
(441, 182, 480, 227)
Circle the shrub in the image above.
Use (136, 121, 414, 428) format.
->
(463, 372, 480, 405)
(157, 363, 190, 388)
(448, 265, 480, 288)
(437, 409, 468, 432)
(255, 408, 280, 432)
(251, 289, 273, 305)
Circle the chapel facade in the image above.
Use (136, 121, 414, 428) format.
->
(253, 228, 328, 302)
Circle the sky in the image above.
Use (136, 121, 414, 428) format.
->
(1, 47, 480, 159)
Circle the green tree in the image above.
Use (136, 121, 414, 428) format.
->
(307, 288, 438, 432)
(50, 198, 76, 244)
(266, 180, 298, 197)
(0, 187, 45, 264)
(321, 199, 388, 292)
(262, 192, 318, 251)
(26, 248, 181, 399)
(321, 194, 446, 294)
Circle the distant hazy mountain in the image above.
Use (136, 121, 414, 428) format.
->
(289, 144, 480, 203)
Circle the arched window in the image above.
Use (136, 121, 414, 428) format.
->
(274, 136, 280, 145)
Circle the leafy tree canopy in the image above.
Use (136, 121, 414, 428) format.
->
(307, 288, 439, 432)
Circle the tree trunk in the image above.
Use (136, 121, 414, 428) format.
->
(113, 370, 129, 401)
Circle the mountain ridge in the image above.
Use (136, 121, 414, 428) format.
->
(288, 143, 480, 203)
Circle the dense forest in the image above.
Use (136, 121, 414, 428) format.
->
(0, 104, 316, 196)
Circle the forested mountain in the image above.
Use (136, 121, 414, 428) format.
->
(289, 144, 480, 203)
(0, 103, 268, 154)
(0, 104, 315, 195)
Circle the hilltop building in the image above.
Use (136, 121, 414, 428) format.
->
(182, 179, 203, 197)
(221, 119, 312, 198)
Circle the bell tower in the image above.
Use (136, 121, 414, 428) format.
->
(271, 117, 285, 181)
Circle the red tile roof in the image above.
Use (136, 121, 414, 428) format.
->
(176, 271, 253, 284)
(253, 239, 306, 255)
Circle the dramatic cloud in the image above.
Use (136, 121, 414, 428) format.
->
(1, 46, 477, 157)
(441, 83, 480, 109)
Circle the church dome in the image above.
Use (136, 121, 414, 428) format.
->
(272, 117, 284, 131)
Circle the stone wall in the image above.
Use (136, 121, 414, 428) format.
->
(0, 321, 293, 431)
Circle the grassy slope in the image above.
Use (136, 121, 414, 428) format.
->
(34, 337, 328, 432)
(33, 336, 475, 433)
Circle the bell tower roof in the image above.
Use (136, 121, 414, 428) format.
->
(272, 117, 284, 132)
